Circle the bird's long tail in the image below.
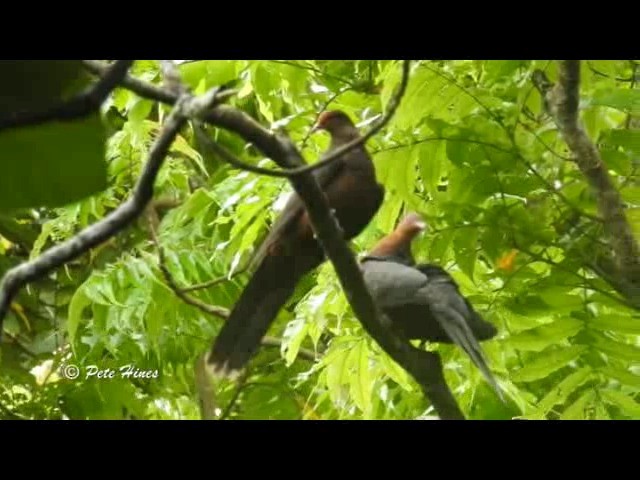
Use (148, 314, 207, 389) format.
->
(207, 253, 315, 379)
(433, 305, 505, 402)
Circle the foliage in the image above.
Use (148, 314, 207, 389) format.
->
(1, 59, 639, 420)
(0, 61, 108, 210)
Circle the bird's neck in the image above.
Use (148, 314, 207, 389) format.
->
(368, 231, 413, 260)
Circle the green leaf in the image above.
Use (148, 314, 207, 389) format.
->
(348, 341, 373, 416)
(508, 317, 584, 352)
(511, 345, 587, 383)
(621, 186, 640, 206)
(379, 352, 413, 391)
(426, 228, 455, 264)
(627, 208, 640, 237)
(324, 340, 353, 406)
(390, 65, 477, 130)
(373, 147, 417, 203)
(599, 366, 640, 390)
(282, 317, 310, 366)
(590, 88, 640, 115)
(67, 287, 91, 347)
(590, 314, 640, 335)
(589, 332, 640, 363)
(415, 140, 447, 196)
(0, 114, 107, 210)
(128, 98, 153, 124)
(453, 227, 478, 281)
(604, 129, 640, 156)
(482, 60, 525, 86)
(600, 389, 640, 418)
(29, 221, 56, 259)
(560, 389, 595, 420)
(600, 147, 631, 176)
(538, 287, 584, 310)
(179, 61, 241, 90)
(535, 366, 592, 415)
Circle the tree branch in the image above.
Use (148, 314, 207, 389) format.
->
(0, 60, 134, 131)
(532, 61, 640, 305)
(414, 350, 465, 420)
(0, 86, 224, 332)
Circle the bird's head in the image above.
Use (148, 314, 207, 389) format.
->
(311, 110, 359, 142)
(367, 212, 427, 262)
(396, 212, 428, 237)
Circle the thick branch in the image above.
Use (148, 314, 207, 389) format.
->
(0, 60, 134, 131)
(532, 62, 640, 302)
(0, 87, 223, 331)
(415, 350, 465, 420)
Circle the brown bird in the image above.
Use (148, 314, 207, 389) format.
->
(360, 213, 503, 400)
(208, 110, 385, 378)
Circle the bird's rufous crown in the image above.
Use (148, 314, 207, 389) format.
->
(314, 110, 353, 130)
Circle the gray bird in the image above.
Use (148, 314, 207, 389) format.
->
(360, 213, 503, 401)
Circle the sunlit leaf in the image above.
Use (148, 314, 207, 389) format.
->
(560, 389, 595, 420)
(511, 345, 587, 383)
(508, 317, 584, 352)
(535, 366, 592, 415)
(600, 389, 640, 418)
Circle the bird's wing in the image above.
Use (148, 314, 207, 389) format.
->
(250, 158, 346, 268)
(416, 264, 497, 340)
(416, 278, 504, 401)
(361, 258, 428, 307)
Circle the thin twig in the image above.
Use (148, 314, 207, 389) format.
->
(181, 265, 249, 292)
(219, 369, 251, 420)
(371, 135, 515, 156)
(586, 61, 635, 82)
(0, 60, 134, 131)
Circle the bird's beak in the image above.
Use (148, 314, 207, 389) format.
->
(310, 123, 321, 134)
